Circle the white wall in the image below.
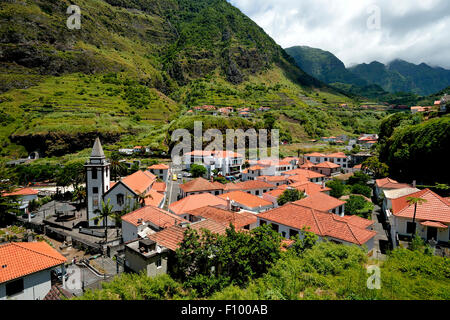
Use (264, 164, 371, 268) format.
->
(0, 269, 52, 300)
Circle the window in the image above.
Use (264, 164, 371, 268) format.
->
(406, 222, 416, 234)
(281, 231, 286, 238)
(260, 219, 266, 225)
(271, 223, 279, 232)
(289, 229, 299, 239)
(255, 190, 260, 196)
(117, 194, 124, 206)
(93, 187, 98, 194)
(106, 168, 109, 178)
(92, 169, 97, 179)
(6, 278, 24, 297)
(156, 257, 162, 269)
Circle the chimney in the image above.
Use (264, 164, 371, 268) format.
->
(412, 180, 416, 188)
(226, 197, 231, 210)
(322, 181, 325, 188)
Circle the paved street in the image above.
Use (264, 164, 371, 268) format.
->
(371, 204, 392, 260)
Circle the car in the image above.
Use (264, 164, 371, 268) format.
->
(22, 212, 36, 219)
(172, 174, 178, 181)
(183, 172, 192, 177)
(51, 268, 69, 282)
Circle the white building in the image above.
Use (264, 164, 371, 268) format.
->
(0, 242, 66, 300)
(2, 187, 38, 214)
(84, 138, 111, 228)
(148, 163, 170, 182)
(183, 150, 243, 177)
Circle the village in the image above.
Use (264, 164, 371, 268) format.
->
(1, 107, 449, 300)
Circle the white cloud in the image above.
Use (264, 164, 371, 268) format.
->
(229, 0, 450, 68)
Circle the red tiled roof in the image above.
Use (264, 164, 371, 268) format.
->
(282, 169, 325, 179)
(3, 187, 39, 197)
(256, 175, 289, 182)
(180, 177, 224, 193)
(258, 203, 376, 245)
(304, 152, 326, 157)
(375, 177, 410, 189)
(293, 192, 345, 212)
(0, 242, 66, 283)
(169, 193, 228, 215)
(121, 206, 187, 228)
(120, 170, 156, 194)
(420, 221, 448, 228)
(148, 163, 169, 170)
(186, 206, 257, 229)
(219, 191, 273, 209)
(391, 189, 450, 223)
(224, 180, 274, 191)
(152, 182, 166, 193)
(144, 189, 165, 207)
(313, 161, 340, 169)
(300, 160, 315, 169)
(185, 150, 243, 158)
(190, 219, 228, 235)
(290, 181, 331, 195)
(263, 188, 285, 198)
(287, 175, 310, 184)
(147, 226, 186, 251)
(327, 152, 347, 158)
(248, 165, 265, 171)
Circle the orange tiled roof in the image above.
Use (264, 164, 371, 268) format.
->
(121, 206, 187, 228)
(186, 206, 257, 229)
(180, 177, 224, 193)
(290, 181, 331, 195)
(147, 226, 186, 251)
(391, 189, 450, 223)
(185, 150, 243, 158)
(258, 203, 376, 245)
(263, 188, 285, 198)
(223, 180, 274, 191)
(375, 177, 410, 189)
(143, 189, 165, 207)
(120, 170, 156, 194)
(327, 152, 347, 158)
(304, 152, 326, 157)
(148, 163, 169, 170)
(293, 192, 345, 212)
(0, 242, 66, 283)
(313, 161, 340, 169)
(169, 193, 228, 215)
(420, 221, 448, 228)
(219, 191, 273, 209)
(2, 187, 39, 197)
(287, 175, 310, 184)
(256, 175, 289, 182)
(152, 182, 167, 193)
(300, 160, 315, 169)
(282, 168, 325, 179)
(248, 165, 265, 171)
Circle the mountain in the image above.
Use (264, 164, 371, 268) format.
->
(285, 45, 450, 96)
(349, 60, 450, 96)
(285, 46, 366, 86)
(1, 0, 348, 158)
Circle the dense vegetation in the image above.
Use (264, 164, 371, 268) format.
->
(378, 113, 450, 184)
(76, 238, 450, 300)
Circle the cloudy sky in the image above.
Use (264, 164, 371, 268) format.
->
(229, 0, 450, 68)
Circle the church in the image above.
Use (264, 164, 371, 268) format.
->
(85, 138, 165, 228)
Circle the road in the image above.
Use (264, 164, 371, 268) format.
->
(164, 164, 182, 210)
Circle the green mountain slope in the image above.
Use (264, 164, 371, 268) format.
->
(285, 46, 366, 86)
(0, 0, 373, 159)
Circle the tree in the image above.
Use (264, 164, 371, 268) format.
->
(406, 196, 427, 237)
(326, 179, 345, 198)
(110, 152, 127, 181)
(190, 164, 207, 178)
(92, 199, 114, 246)
(361, 157, 389, 178)
(289, 227, 318, 255)
(137, 191, 152, 208)
(345, 195, 374, 218)
(277, 188, 305, 206)
(72, 186, 86, 208)
(347, 171, 370, 186)
(351, 184, 372, 198)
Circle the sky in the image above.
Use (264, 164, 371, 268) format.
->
(229, 0, 450, 69)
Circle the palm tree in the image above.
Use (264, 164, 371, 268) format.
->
(92, 199, 114, 246)
(109, 152, 126, 182)
(136, 191, 153, 208)
(406, 196, 427, 237)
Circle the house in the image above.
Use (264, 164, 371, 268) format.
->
(262, 182, 330, 207)
(387, 189, 450, 243)
(168, 193, 228, 220)
(121, 206, 189, 243)
(304, 152, 349, 169)
(294, 192, 346, 216)
(0, 242, 67, 300)
(255, 175, 289, 187)
(374, 177, 411, 199)
(218, 191, 274, 213)
(223, 180, 275, 197)
(2, 187, 39, 214)
(241, 159, 295, 180)
(118, 148, 134, 155)
(183, 150, 243, 177)
(382, 187, 421, 216)
(124, 238, 169, 278)
(321, 137, 337, 143)
(357, 134, 378, 148)
(281, 169, 326, 184)
(147, 163, 169, 182)
(179, 177, 224, 198)
(257, 203, 376, 251)
(185, 206, 258, 230)
(411, 106, 433, 114)
(311, 161, 341, 177)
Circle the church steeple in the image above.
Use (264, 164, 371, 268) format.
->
(91, 137, 105, 158)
